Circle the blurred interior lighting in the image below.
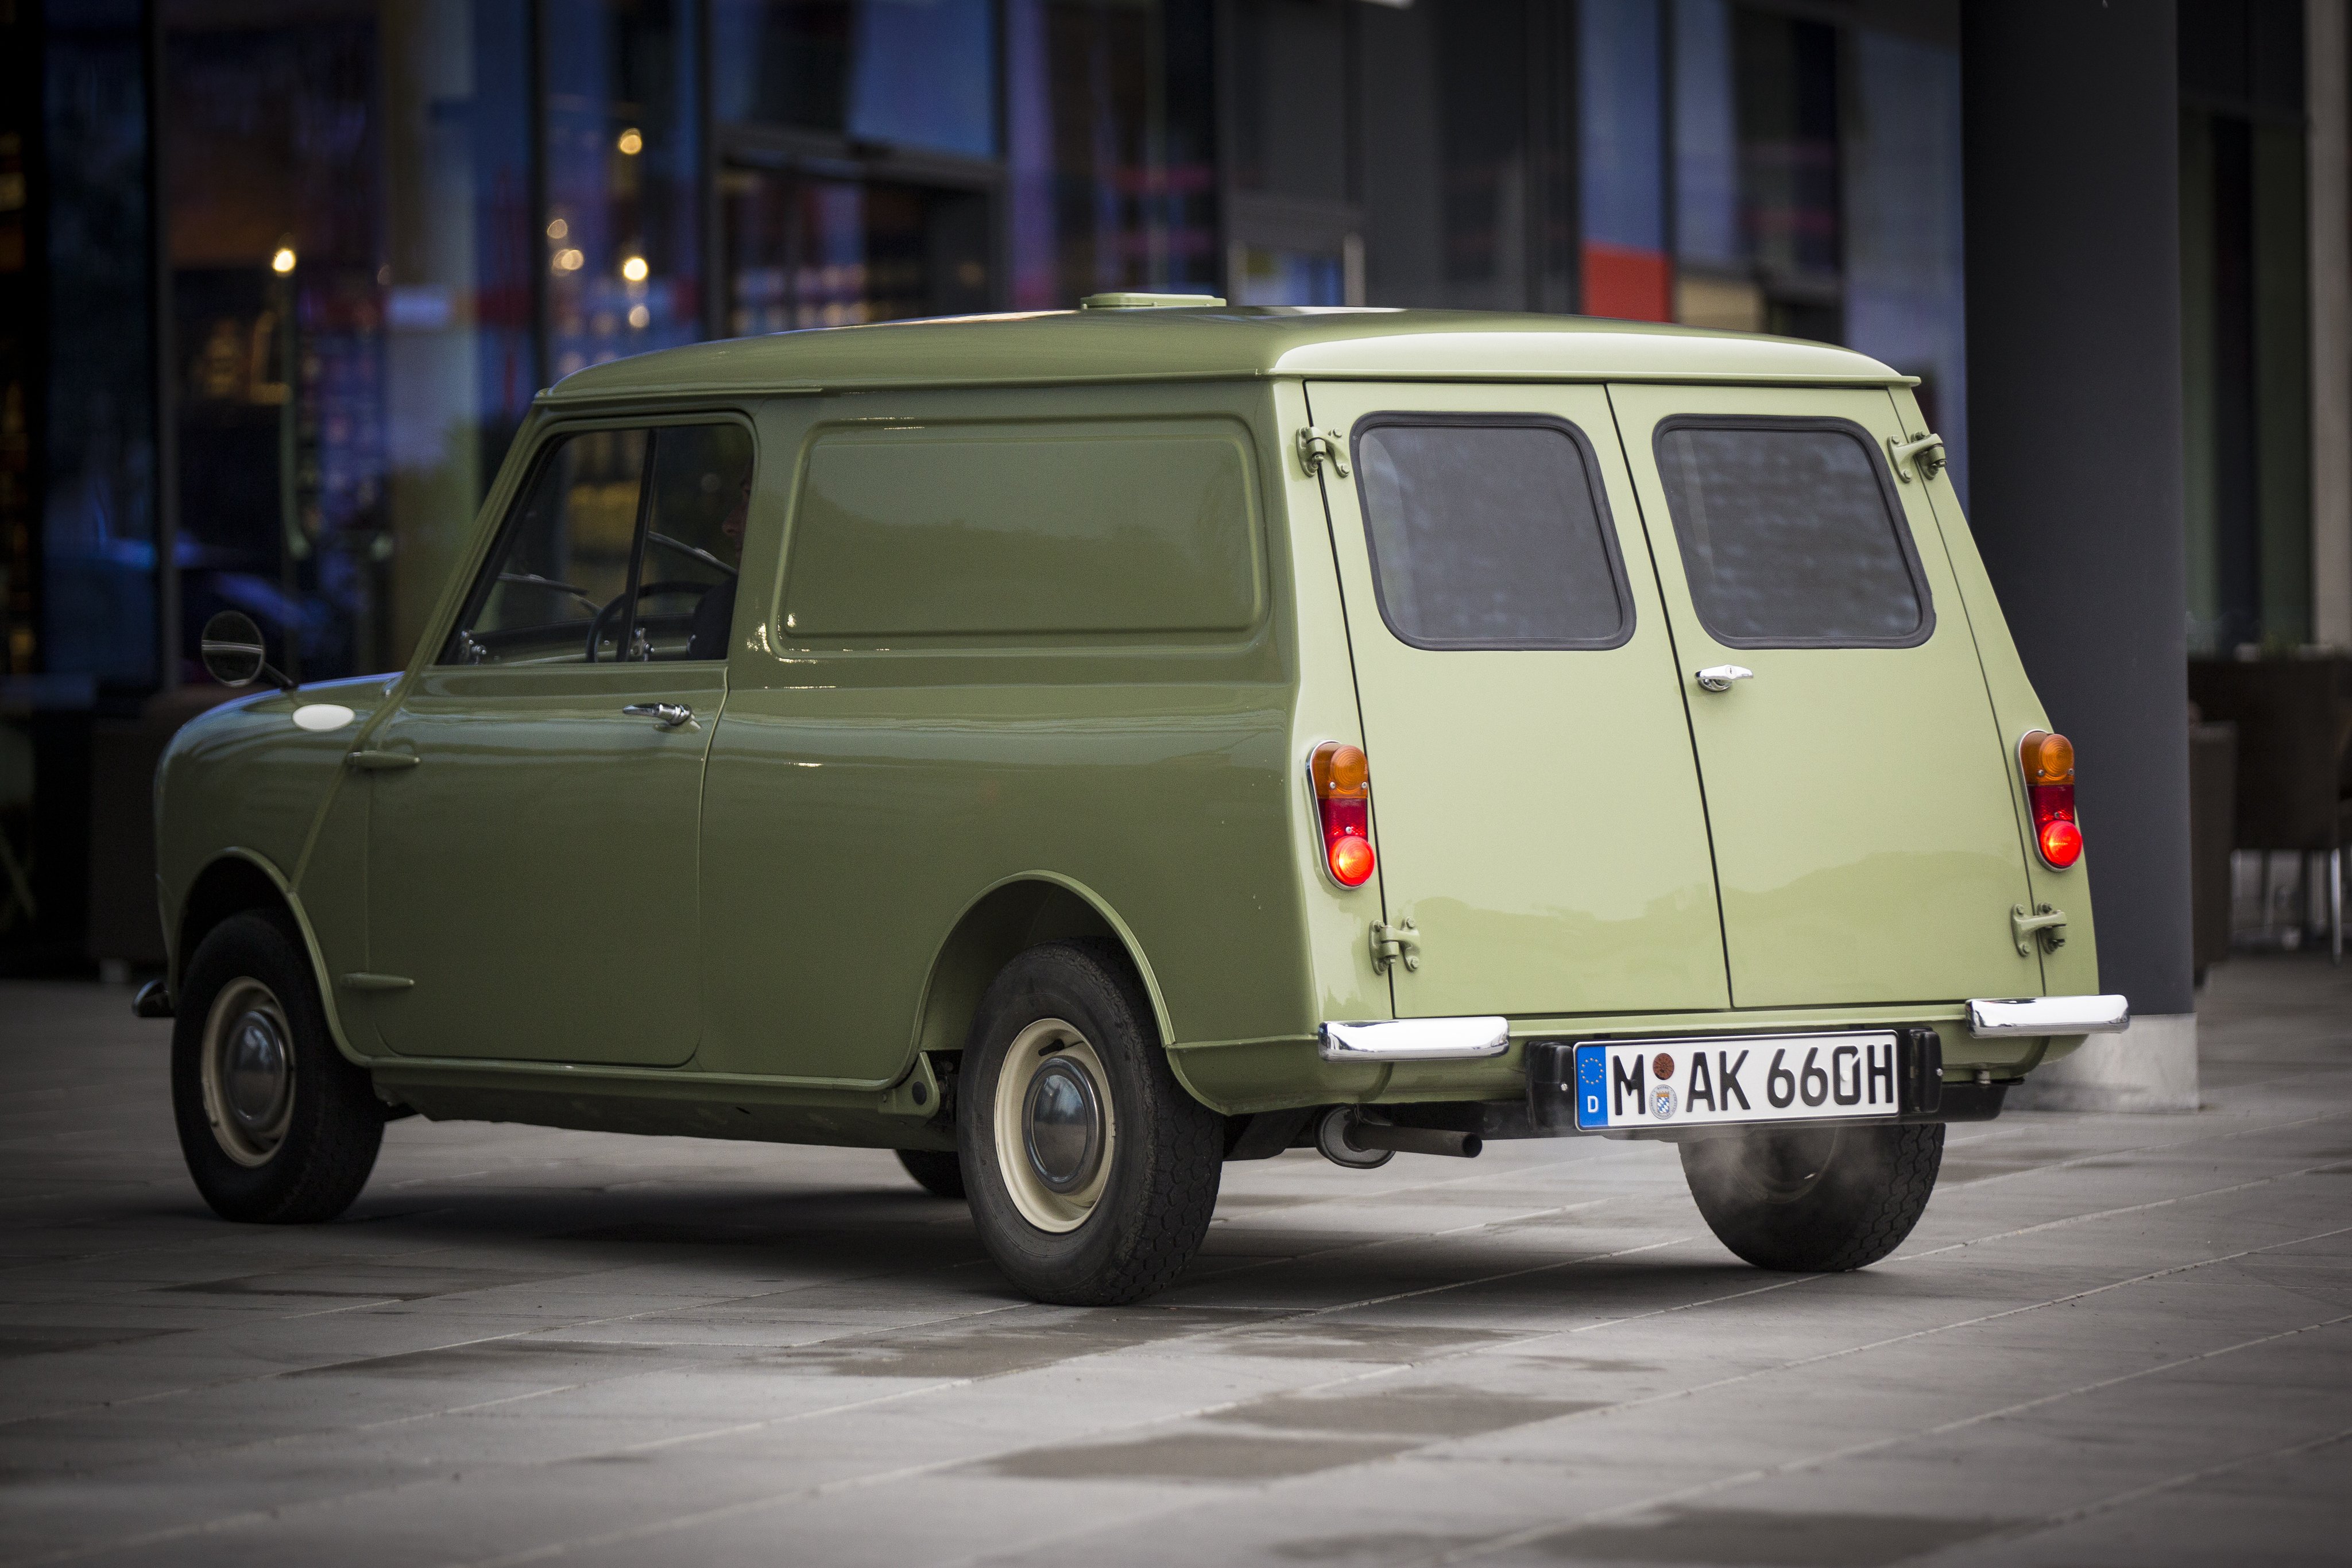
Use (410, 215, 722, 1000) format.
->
(617, 127, 644, 156)
(546, 218, 569, 240)
(270, 246, 297, 274)
(553, 248, 585, 272)
(628, 304, 651, 329)
(621, 255, 650, 283)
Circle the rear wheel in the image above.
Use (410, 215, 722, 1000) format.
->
(895, 1148, 966, 1199)
(958, 940, 1223, 1304)
(1679, 1122, 1943, 1272)
(171, 911, 385, 1223)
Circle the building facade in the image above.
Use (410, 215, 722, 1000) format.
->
(0, 0, 2345, 981)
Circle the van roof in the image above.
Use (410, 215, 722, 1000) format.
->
(539, 307, 1911, 406)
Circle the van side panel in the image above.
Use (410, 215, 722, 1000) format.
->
(1268, 376, 1397, 1034)
(1160, 380, 1396, 1113)
(694, 384, 1316, 1087)
(1891, 387, 2102, 1008)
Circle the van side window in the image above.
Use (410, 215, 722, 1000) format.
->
(443, 423, 753, 666)
(1654, 419, 1932, 648)
(783, 424, 1260, 639)
(444, 429, 647, 665)
(1351, 416, 1631, 650)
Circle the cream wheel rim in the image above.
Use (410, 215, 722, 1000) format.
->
(993, 1018, 1115, 1234)
(200, 977, 295, 1167)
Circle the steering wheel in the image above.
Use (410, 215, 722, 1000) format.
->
(585, 580, 713, 660)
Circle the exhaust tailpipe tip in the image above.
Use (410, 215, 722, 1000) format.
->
(1318, 1108, 1482, 1162)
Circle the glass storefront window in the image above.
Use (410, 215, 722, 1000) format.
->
(163, 0, 535, 682)
(1005, 0, 1217, 307)
(1232, 246, 1345, 308)
(1357, 0, 1534, 310)
(544, 0, 701, 379)
(1669, 1, 1842, 342)
(1672, 0, 1760, 330)
(1734, 7, 1841, 340)
(724, 168, 991, 331)
(1844, 30, 1966, 504)
(40, 0, 155, 685)
(1579, 0, 1669, 321)
(712, 0, 998, 159)
(1229, 0, 1348, 204)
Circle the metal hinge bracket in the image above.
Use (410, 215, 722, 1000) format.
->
(2011, 903, 2067, 956)
(1887, 431, 1947, 483)
(1298, 427, 1349, 479)
(1370, 919, 1421, 974)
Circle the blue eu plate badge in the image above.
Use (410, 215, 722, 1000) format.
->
(1573, 1047, 1610, 1130)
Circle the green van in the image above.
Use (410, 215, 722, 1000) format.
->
(150, 301, 2127, 1305)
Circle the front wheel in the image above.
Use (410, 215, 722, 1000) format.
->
(1679, 1122, 1943, 1272)
(958, 940, 1223, 1305)
(171, 911, 385, 1224)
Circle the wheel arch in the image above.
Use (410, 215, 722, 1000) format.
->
(911, 873, 1174, 1064)
(173, 849, 369, 1064)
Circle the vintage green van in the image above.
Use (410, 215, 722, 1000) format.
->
(150, 301, 2127, 1305)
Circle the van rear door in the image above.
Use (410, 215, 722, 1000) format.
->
(1306, 381, 1728, 1019)
(1608, 384, 2043, 1008)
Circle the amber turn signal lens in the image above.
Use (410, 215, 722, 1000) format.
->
(2039, 818, 2083, 869)
(1329, 834, 1376, 887)
(2021, 730, 2075, 785)
(1310, 741, 1370, 800)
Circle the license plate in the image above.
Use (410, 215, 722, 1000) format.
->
(1569, 1032, 1902, 1131)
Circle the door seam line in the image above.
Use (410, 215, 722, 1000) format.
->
(1605, 383, 1738, 1006)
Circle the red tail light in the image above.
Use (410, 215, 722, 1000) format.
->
(2020, 730, 2082, 869)
(1309, 741, 1376, 888)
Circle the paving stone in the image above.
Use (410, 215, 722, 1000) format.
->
(0, 955, 2345, 1566)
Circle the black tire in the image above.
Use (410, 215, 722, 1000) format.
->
(957, 940, 1223, 1306)
(171, 910, 385, 1224)
(896, 1148, 967, 1199)
(1679, 1122, 1944, 1272)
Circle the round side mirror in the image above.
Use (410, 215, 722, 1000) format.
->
(199, 611, 268, 687)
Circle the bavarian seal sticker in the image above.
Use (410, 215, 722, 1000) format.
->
(1651, 1085, 1677, 1121)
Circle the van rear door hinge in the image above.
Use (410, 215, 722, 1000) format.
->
(1298, 427, 1349, 479)
(1370, 919, 1421, 974)
(1887, 430, 1947, 483)
(2011, 903, 2067, 955)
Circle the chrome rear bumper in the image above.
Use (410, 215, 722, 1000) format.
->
(1966, 994, 2131, 1037)
(1318, 1016, 1511, 1062)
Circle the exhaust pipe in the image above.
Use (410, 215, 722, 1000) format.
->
(1349, 1121, 1481, 1159)
(1316, 1108, 1480, 1164)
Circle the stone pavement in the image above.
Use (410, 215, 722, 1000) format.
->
(0, 957, 2346, 1567)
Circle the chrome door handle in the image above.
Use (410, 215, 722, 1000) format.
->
(1695, 665, 1753, 693)
(622, 702, 695, 730)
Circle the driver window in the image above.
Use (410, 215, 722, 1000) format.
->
(633, 424, 753, 662)
(443, 422, 753, 667)
(444, 429, 647, 666)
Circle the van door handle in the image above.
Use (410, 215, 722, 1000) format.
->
(1695, 665, 1753, 693)
(346, 749, 420, 771)
(622, 702, 696, 730)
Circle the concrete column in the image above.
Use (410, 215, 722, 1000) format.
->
(1963, 1, 2197, 1110)
(2313, 1, 2351, 650)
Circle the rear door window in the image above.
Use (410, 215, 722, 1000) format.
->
(1350, 416, 1631, 650)
(1653, 417, 1931, 648)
